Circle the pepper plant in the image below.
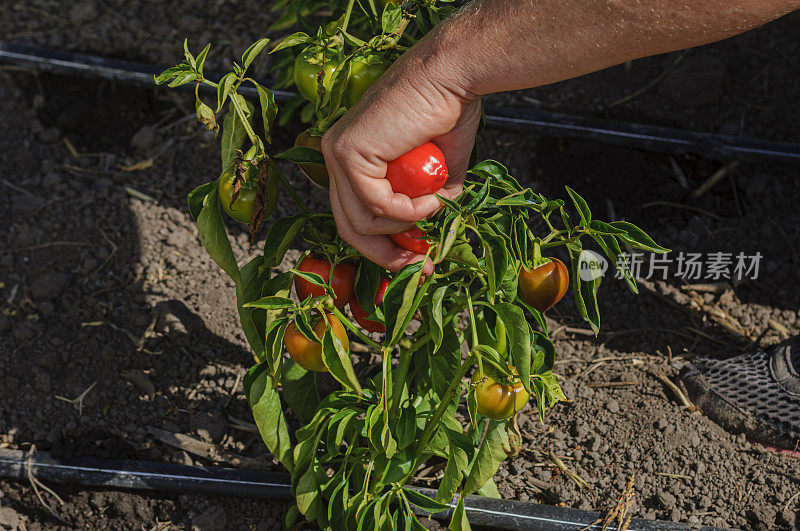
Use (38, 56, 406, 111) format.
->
(155, 1, 668, 528)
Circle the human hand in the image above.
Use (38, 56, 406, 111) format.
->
(322, 50, 481, 274)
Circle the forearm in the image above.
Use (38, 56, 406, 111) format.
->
(408, 0, 799, 99)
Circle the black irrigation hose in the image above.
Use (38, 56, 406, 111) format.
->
(0, 449, 730, 531)
(1, 42, 799, 165)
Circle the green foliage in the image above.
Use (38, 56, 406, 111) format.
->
(155, 2, 669, 528)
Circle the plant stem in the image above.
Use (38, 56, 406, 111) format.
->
(230, 91, 260, 146)
(403, 354, 475, 482)
(406, 287, 486, 355)
(466, 290, 479, 350)
(389, 347, 412, 420)
(270, 163, 310, 214)
(342, 0, 355, 33)
(331, 307, 383, 351)
(541, 233, 584, 249)
(540, 229, 569, 245)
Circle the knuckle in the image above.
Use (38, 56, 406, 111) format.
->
(325, 134, 354, 163)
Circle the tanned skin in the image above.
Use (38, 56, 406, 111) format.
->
(321, 0, 799, 273)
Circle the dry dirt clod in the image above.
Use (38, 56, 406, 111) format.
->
(121, 370, 156, 398)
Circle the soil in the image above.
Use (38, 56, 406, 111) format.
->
(1, 2, 800, 530)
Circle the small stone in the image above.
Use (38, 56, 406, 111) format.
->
(656, 491, 677, 510)
(0, 506, 20, 530)
(130, 125, 160, 156)
(37, 127, 61, 144)
(122, 370, 156, 398)
(33, 369, 51, 392)
(69, 2, 98, 24)
(190, 412, 226, 443)
(570, 423, 588, 438)
(606, 400, 620, 414)
(35, 350, 60, 369)
(778, 508, 797, 528)
(191, 505, 227, 531)
(42, 173, 62, 188)
(30, 273, 70, 301)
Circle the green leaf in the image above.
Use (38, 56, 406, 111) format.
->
(428, 324, 461, 401)
(281, 361, 320, 424)
(567, 243, 600, 334)
(236, 257, 268, 362)
(187, 180, 217, 221)
(244, 296, 296, 310)
(609, 221, 670, 253)
(499, 258, 519, 302)
(436, 429, 471, 503)
(243, 364, 293, 472)
(463, 421, 508, 495)
(154, 65, 187, 85)
(322, 326, 362, 395)
(565, 186, 591, 226)
(402, 488, 450, 514)
(255, 83, 278, 144)
(531, 331, 555, 374)
(538, 371, 567, 407)
(381, 2, 402, 33)
(477, 477, 501, 498)
(396, 403, 416, 450)
(378, 451, 414, 487)
(464, 179, 491, 214)
(323, 58, 351, 121)
(263, 215, 309, 267)
(196, 185, 241, 285)
(271, 31, 312, 53)
(284, 504, 300, 529)
(480, 228, 507, 301)
(216, 72, 237, 112)
(327, 409, 358, 457)
(263, 317, 288, 375)
(446, 236, 480, 268)
(183, 38, 196, 69)
(259, 273, 293, 368)
(339, 29, 367, 47)
(291, 270, 333, 300)
(354, 260, 382, 316)
(328, 480, 349, 530)
(590, 226, 637, 293)
(409, 513, 428, 531)
(467, 388, 478, 434)
(427, 286, 447, 353)
(167, 70, 197, 87)
(195, 43, 211, 75)
(220, 100, 250, 172)
(274, 146, 325, 165)
(383, 261, 427, 346)
(493, 303, 532, 394)
(448, 492, 471, 531)
(241, 37, 270, 70)
(295, 465, 322, 521)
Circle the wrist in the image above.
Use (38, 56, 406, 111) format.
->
(395, 21, 483, 105)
